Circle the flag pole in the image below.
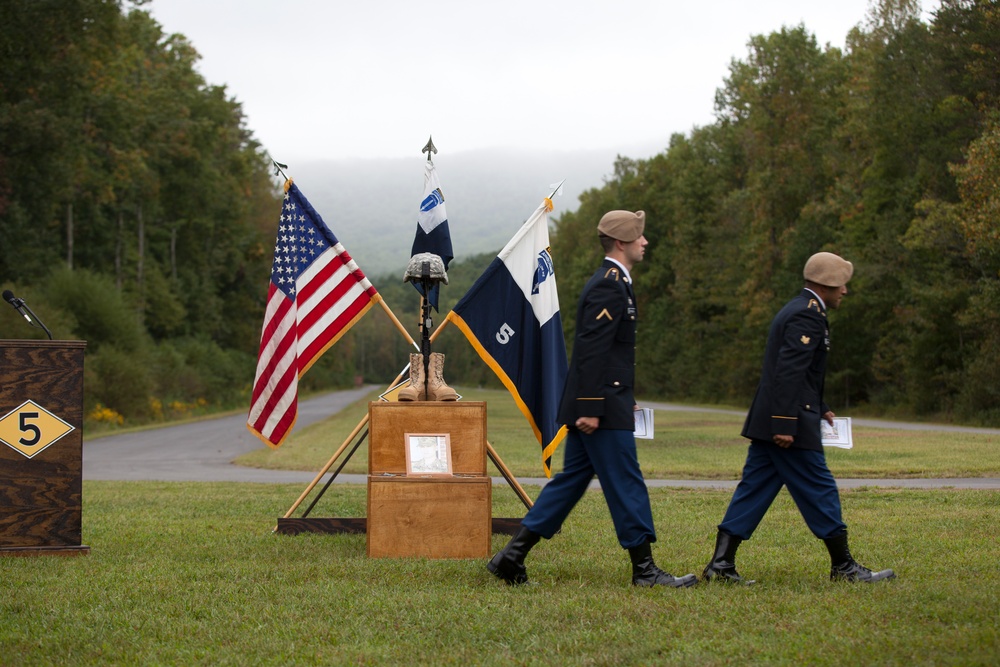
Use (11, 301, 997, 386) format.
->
(422, 135, 437, 162)
(268, 154, 289, 181)
(273, 356, 418, 529)
(487, 441, 535, 510)
(428, 315, 448, 343)
(375, 296, 421, 350)
(547, 179, 565, 201)
(275, 412, 374, 527)
(300, 426, 369, 518)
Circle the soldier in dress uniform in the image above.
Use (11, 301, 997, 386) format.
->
(487, 210, 697, 588)
(702, 252, 896, 584)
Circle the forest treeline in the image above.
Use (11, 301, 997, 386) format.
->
(0, 0, 285, 425)
(546, 0, 1000, 424)
(1, 1, 997, 430)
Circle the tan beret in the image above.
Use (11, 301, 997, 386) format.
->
(804, 252, 854, 287)
(597, 210, 645, 242)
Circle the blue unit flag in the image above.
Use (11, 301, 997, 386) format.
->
(409, 159, 453, 310)
(446, 196, 568, 476)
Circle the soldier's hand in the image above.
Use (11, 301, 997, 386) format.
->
(773, 434, 794, 448)
(575, 416, 599, 434)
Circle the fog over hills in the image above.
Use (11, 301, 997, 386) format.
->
(287, 142, 666, 277)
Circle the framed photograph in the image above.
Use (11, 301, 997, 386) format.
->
(821, 417, 853, 449)
(404, 432, 453, 475)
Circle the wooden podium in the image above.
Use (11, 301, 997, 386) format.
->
(367, 401, 491, 559)
(0, 340, 89, 556)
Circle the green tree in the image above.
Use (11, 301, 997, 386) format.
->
(950, 117, 1000, 420)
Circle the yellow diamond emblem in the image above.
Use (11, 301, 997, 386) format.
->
(379, 379, 410, 402)
(0, 400, 75, 459)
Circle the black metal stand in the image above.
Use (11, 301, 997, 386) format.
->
(418, 261, 434, 399)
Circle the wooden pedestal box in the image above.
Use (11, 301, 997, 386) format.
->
(367, 476, 491, 559)
(366, 401, 491, 559)
(368, 401, 486, 475)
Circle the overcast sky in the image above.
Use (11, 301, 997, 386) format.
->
(147, 0, 940, 163)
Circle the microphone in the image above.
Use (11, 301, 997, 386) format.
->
(3, 289, 32, 323)
(3, 289, 53, 339)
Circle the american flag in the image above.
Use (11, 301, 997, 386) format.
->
(247, 180, 380, 448)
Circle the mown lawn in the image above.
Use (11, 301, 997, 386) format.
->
(0, 482, 996, 665)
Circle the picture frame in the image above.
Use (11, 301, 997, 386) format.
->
(404, 432, 453, 475)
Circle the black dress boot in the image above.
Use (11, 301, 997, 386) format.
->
(628, 541, 698, 588)
(487, 525, 541, 585)
(702, 530, 755, 584)
(824, 533, 896, 583)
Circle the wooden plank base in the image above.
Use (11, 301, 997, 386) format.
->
(274, 517, 522, 536)
(275, 517, 367, 535)
(490, 518, 523, 535)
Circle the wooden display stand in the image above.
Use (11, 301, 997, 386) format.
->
(0, 340, 89, 556)
(367, 401, 491, 559)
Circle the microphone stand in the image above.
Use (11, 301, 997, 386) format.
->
(21, 300, 53, 340)
(3, 293, 53, 340)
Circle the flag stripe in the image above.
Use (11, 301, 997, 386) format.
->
(252, 366, 297, 442)
(299, 296, 378, 376)
(249, 290, 295, 408)
(249, 314, 298, 438)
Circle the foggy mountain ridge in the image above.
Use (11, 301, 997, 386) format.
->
(286, 143, 666, 277)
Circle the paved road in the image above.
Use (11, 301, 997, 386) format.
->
(83, 386, 377, 484)
(83, 389, 1000, 490)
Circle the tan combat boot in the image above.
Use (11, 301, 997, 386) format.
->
(427, 352, 458, 401)
(397, 353, 426, 401)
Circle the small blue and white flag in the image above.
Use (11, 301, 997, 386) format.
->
(445, 196, 568, 476)
(409, 159, 453, 310)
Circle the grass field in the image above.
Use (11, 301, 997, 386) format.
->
(236, 387, 1000, 480)
(1, 483, 996, 665)
(4, 388, 997, 665)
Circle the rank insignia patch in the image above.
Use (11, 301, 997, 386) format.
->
(801, 335, 811, 345)
(596, 308, 613, 321)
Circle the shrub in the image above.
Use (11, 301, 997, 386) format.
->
(87, 345, 155, 420)
(42, 267, 149, 353)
